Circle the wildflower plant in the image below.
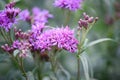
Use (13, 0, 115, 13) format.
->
(0, 1, 114, 80)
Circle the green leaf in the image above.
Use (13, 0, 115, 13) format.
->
(80, 53, 90, 80)
(27, 72, 35, 80)
(13, 50, 20, 57)
(86, 38, 114, 48)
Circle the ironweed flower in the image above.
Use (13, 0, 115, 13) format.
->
(12, 40, 32, 57)
(19, 9, 31, 22)
(54, 0, 83, 11)
(34, 26, 78, 53)
(0, 2, 20, 31)
(32, 7, 53, 24)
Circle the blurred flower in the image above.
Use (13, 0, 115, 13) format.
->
(114, 2, 120, 12)
(34, 26, 78, 53)
(105, 15, 114, 25)
(32, 7, 53, 24)
(54, 0, 83, 11)
(19, 9, 31, 22)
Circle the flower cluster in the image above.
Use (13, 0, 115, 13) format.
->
(1, 40, 32, 57)
(14, 27, 30, 39)
(0, 2, 20, 31)
(54, 0, 83, 11)
(19, 7, 53, 42)
(19, 7, 53, 24)
(12, 40, 32, 57)
(32, 7, 53, 24)
(78, 13, 98, 29)
(34, 26, 78, 53)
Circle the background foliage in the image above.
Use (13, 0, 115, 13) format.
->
(0, 0, 120, 80)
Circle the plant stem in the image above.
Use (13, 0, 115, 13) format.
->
(49, 51, 58, 80)
(20, 58, 28, 80)
(77, 58, 80, 80)
(64, 10, 71, 26)
(8, 29, 13, 43)
(10, 54, 28, 80)
(35, 52, 42, 80)
(0, 29, 9, 44)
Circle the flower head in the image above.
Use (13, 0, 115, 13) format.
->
(34, 26, 78, 53)
(19, 9, 31, 22)
(54, 0, 83, 11)
(0, 2, 20, 31)
(32, 7, 53, 24)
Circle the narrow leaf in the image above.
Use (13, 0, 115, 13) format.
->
(86, 38, 114, 48)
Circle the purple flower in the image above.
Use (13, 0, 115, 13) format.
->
(34, 26, 78, 53)
(19, 9, 31, 22)
(31, 23, 45, 38)
(0, 3, 20, 31)
(32, 7, 53, 24)
(54, 0, 83, 11)
(12, 40, 32, 57)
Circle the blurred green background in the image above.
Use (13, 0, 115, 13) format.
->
(0, 0, 120, 80)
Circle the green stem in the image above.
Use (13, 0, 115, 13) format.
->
(35, 52, 42, 80)
(8, 29, 13, 43)
(64, 10, 71, 26)
(20, 58, 28, 80)
(77, 58, 80, 80)
(10, 55, 28, 80)
(49, 51, 58, 80)
(0, 29, 9, 44)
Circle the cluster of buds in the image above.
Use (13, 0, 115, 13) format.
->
(1, 44, 14, 53)
(78, 13, 98, 29)
(14, 28, 30, 39)
(13, 40, 32, 57)
(114, 2, 120, 19)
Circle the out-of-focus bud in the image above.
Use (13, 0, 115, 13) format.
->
(105, 15, 114, 25)
(78, 12, 98, 29)
(5, 2, 16, 9)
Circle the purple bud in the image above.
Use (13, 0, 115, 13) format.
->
(78, 19, 88, 29)
(88, 17, 94, 23)
(83, 13, 89, 20)
(5, 2, 16, 9)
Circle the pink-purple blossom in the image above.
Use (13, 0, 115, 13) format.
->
(34, 26, 78, 53)
(19, 9, 31, 22)
(54, 0, 83, 11)
(32, 7, 53, 24)
(0, 2, 20, 31)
